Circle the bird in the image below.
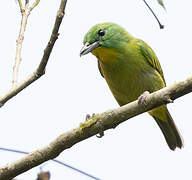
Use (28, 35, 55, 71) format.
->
(80, 22, 183, 150)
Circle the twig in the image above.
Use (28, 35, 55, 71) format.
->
(13, 0, 41, 88)
(0, 77, 192, 179)
(143, 0, 164, 29)
(30, 0, 40, 11)
(25, 0, 29, 5)
(12, 1, 30, 88)
(17, 0, 24, 13)
(0, 0, 67, 106)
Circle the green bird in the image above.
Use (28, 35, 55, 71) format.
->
(80, 23, 183, 150)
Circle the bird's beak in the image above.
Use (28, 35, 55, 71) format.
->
(80, 41, 100, 56)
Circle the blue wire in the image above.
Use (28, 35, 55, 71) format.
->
(0, 147, 101, 180)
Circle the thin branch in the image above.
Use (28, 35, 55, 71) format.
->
(12, 1, 30, 88)
(13, 0, 41, 88)
(0, 0, 67, 106)
(30, 0, 40, 11)
(36, 0, 66, 74)
(143, 0, 164, 29)
(25, 0, 29, 5)
(0, 77, 192, 179)
(17, 0, 24, 13)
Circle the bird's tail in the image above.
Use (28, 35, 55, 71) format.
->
(149, 106, 183, 150)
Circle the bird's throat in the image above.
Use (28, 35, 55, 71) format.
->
(92, 47, 120, 64)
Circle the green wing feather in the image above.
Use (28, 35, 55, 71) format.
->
(138, 40, 166, 84)
(97, 39, 165, 83)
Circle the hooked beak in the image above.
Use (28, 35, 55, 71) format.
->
(80, 41, 100, 56)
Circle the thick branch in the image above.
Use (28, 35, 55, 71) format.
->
(0, 77, 191, 180)
(0, 0, 67, 106)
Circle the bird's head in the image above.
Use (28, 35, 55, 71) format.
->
(80, 23, 131, 58)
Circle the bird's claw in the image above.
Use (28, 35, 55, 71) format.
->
(85, 114, 104, 138)
(85, 114, 91, 121)
(138, 91, 150, 106)
(96, 131, 104, 138)
(85, 113, 95, 121)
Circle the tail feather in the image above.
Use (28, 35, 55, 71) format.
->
(150, 107, 183, 150)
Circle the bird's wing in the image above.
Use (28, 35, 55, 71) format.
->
(97, 60, 104, 78)
(138, 39, 166, 83)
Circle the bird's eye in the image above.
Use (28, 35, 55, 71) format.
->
(98, 29, 105, 36)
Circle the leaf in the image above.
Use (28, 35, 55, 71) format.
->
(157, 0, 166, 10)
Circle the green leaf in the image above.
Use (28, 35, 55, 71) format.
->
(157, 0, 166, 10)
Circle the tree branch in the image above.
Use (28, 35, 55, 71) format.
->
(30, 0, 40, 11)
(12, 1, 30, 88)
(0, 77, 191, 180)
(0, 0, 67, 107)
(17, 0, 24, 13)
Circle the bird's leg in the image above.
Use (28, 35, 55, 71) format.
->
(138, 91, 150, 105)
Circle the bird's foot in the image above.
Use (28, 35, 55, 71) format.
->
(138, 91, 150, 106)
(86, 114, 104, 138)
(79, 113, 97, 134)
(80, 113, 104, 138)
